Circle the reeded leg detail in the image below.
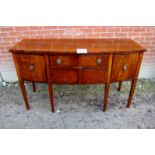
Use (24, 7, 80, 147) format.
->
(19, 82, 30, 110)
(103, 83, 110, 112)
(32, 82, 36, 92)
(117, 81, 122, 91)
(127, 79, 138, 108)
(48, 83, 55, 112)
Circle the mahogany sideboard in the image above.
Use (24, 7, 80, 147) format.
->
(9, 39, 146, 112)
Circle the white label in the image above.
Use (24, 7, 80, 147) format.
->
(76, 48, 87, 54)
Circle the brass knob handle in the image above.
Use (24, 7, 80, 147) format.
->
(96, 58, 102, 64)
(29, 64, 34, 71)
(123, 64, 127, 71)
(56, 58, 61, 65)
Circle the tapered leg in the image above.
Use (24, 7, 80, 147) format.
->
(103, 83, 110, 112)
(117, 81, 122, 91)
(19, 82, 30, 110)
(127, 79, 138, 108)
(32, 82, 36, 92)
(48, 83, 55, 112)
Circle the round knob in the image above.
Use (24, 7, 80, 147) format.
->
(123, 64, 127, 71)
(56, 58, 61, 65)
(29, 64, 34, 71)
(96, 58, 102, 64)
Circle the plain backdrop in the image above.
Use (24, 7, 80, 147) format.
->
(0, 0, 155, 155)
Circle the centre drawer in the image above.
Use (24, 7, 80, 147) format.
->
(79, 55, 108, 68)
(50, 55, 78, 67)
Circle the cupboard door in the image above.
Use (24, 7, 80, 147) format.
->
(80, 69, 106, 84)
(16, 54, 46, 82)
(111, 54, 139, 82)
(50, 69, 79, 84)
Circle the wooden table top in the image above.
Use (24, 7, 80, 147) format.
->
(9, 38, 146, 54)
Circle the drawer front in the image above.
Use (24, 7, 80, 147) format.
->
(80, 69, 106, 84)
(50, 55, 78, 67)
(79, 55, 108, 68)
(16, 54, 46, 82)
(50, 69, 78, 84)
(111, 54, 139, 82)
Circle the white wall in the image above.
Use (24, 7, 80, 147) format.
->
(0, 70, 18, 82)
(0, 66, 155, 83)
(139, 65, 155, 79)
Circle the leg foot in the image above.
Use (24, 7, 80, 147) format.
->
(127, 79, 138, 108)
(19, 82, 30, 110)
(103, 83, 110, 112)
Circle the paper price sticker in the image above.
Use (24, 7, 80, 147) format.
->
(76, 48, 87, 54)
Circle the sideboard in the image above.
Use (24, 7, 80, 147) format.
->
(9, 39, 146, 112)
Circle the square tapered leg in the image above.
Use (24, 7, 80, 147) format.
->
(103, 83, 110, 112)
(48, 83, 55, 112)
(127, 79, 138, 108)
(19, 82, 30, 110)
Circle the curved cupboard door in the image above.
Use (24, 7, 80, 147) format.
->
(16, 54, 47, 82)
(111, 53, 139, 82)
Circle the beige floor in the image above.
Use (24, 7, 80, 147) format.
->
(0, 79, 155, 128)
